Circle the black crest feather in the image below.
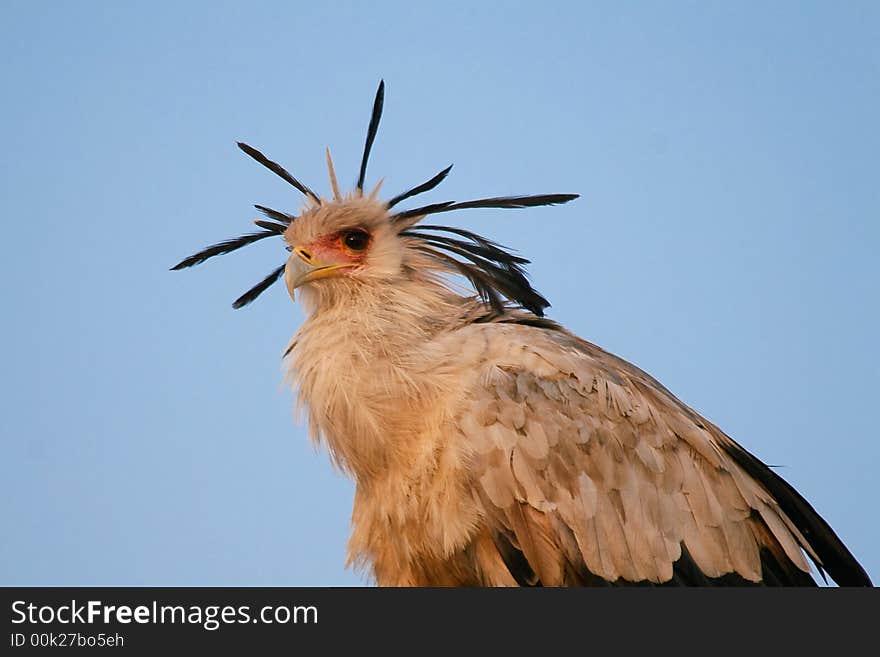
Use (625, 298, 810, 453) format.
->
(232, 264, 286, 309)
(253, 219, 287, 234)
(403, 226, 550, 316)
(254, 204, 295, 224)
(237, 142, 320, 202)
(387, 165, 453, 208)
(170, 230, 278, 271)
(357, 80, 385, 191)
(393, 194, 578, 222)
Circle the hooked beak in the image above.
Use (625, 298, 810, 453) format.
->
(284, 247, 357, 301)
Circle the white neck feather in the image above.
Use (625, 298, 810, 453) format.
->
(285, 276, 461, 481)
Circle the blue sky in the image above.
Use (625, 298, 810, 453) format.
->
(1, 1, 877, 585)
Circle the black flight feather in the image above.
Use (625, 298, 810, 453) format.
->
(721, 439, 872, 586)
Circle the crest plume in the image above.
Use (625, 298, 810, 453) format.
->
(326, 147, 341, 201)
(172, 80, 578, 311)
(357, 79, 385, 192)
(236, 141, 320, 203)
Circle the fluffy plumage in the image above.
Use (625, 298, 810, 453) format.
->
(173, 81, 871, 587)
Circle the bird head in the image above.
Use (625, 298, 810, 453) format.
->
(172, 81, 578, 317)
(279, 191, 407, 308)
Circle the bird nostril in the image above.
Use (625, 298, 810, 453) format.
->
(295, 247, 313, 263)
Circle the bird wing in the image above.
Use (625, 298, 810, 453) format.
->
(456, 322, 869, 586)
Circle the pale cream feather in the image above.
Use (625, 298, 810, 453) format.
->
(278, 195, 824, 586)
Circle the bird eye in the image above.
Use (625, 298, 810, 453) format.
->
(342, 229, 370, 251)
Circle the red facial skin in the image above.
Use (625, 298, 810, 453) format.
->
(303, 230, 371, 267)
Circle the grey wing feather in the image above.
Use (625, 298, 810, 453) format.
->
(457, 324, 869, 586)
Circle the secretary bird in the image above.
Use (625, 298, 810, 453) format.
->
(173, 81, 871, 587)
